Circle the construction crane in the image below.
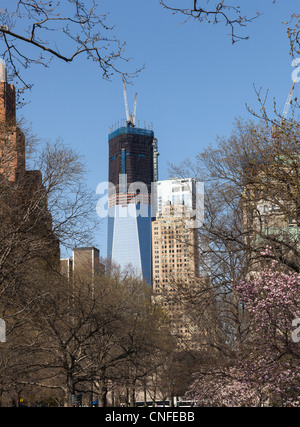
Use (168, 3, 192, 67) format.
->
(123, 81, 137, 127)
(132, 92, 137, 126)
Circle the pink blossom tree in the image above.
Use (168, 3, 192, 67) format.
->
(188, 368, 260, 407)
(234, 267, 300, 406)
(189, 266, 300, 406)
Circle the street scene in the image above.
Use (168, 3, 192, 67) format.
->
(0, 0, 299, 411)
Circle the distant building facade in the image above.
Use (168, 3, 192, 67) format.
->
(153, 178, 197, 215)
(61, 247, 104, 282)
(241, 154, 300, 277)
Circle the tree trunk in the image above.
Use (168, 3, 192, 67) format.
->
(130, 382, 136, 407)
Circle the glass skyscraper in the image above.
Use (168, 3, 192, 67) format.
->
(107, 126, 157, 285)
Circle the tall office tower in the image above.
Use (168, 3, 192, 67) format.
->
(151, 178, 211, 348)
(0, 60, 25, 182)
(107, 85, 158, 285)
(152, 204, 199, 287)
(152, 179, 199, 280)
(153, 178, 209, 274)
(152, 204, 201, 347)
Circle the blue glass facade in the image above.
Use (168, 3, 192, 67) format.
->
(107, 125, 155, 286)
(107, 204, 152, 285)
(108, 126, 154, 141)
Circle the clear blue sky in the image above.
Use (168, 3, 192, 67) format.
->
(6, 0, 300, 258)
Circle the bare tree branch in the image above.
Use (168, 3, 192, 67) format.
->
(0, 1, 142, 96)
(160, 0, 261, 44)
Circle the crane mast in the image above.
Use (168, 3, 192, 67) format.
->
(132, 93, 137, 126)
(123, 82, 137, 127)
(123, 81, 130, 124)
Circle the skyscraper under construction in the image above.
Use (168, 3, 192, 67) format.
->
(107, 84, 158, 285)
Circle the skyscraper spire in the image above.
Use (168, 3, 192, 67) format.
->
(0, 60, 7, 83)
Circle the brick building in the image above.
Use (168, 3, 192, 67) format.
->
(0, 60, 60, 267)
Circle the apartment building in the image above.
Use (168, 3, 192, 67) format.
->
(152, 202, 201, 348)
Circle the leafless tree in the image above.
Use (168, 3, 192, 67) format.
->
(0, 265, 173, 407)
(159, 0, 261, 44)
(0, 118, 100, 403)
(0, 0, 141, 97)
(285, 13, 300, 57)
(166, 113, 300, 390)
